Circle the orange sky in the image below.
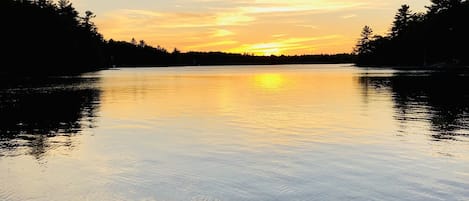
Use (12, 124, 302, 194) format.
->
(73, 0, 429, 55)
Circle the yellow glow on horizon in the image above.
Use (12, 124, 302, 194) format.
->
(227, 36, 339, 55)
(261, 48, 281, 56)
(254, 43, 282, 56)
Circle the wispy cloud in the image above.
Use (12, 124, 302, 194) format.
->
(272, 34, 286, 38)
(342, 14, 357, 19)
(84, 0, 427, 54)
(296, 25, 319, 29)
(186, 40, 238, 49)
(212, 29, 235, 37)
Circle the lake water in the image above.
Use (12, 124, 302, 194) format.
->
(1, 64, 468, 201)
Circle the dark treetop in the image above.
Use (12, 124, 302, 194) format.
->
(1, 0, 105, 74)
(354, 0, 469, 68)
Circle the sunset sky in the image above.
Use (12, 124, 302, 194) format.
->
(73, 0, 429, 55)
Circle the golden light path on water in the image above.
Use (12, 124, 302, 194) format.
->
(96, 66, 391, 146)
(254, 73, 285, 90)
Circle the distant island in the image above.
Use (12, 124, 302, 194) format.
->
(354, 0, 469, 68)
(0, 0, 355, 75)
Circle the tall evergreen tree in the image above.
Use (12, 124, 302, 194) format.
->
(355, 26, 374, 55)
(391, 5, 412, 37)
(355, 0, 469, 66)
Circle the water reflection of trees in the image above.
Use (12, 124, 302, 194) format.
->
(359, 71, 469, 141)
(0, 77, 100, 158)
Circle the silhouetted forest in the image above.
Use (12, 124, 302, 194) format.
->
(1, 0, 355, 75)
(1, 0, 105, 74)
(355, 0, 469, 67)
(108, 48, 356, 67)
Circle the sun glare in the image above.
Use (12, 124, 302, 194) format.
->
(231, 43, 284, 56)
(261, 48, 281, 56)
(251, 43, 283, 56)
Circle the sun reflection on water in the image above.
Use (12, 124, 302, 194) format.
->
(254, 73, 285, 90)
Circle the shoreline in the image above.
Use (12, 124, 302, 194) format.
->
(355, 63, 469, 71)
(2, 63, 469, 77)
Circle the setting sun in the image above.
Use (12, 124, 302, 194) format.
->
(251, 43, 283, 56)
(261, 48, 281, 56)
(231, 43, 283, 56)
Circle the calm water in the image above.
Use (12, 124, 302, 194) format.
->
(1, 64, 468, 201)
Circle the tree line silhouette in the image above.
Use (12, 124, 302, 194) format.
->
(355, 0, 469, 67)
(106, 39, 356, 67)
(1, 0, 355, 75)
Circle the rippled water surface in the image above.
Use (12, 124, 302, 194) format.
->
(1, 65, 468, 201)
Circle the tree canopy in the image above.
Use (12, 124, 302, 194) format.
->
(355, 0, 469, 67)
(1, 0, 106, 74)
